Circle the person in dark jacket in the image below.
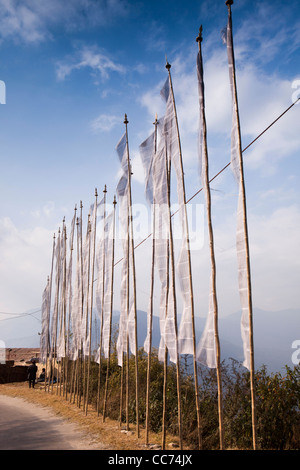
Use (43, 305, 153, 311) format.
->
(27, 360, 37, 388)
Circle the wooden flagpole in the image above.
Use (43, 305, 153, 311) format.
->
(68, 209, 78, 404)
(65, 205, 77, 400)
(162, 206, 170, 449)
(166, 59, 202, 450)
(51, 227, 61, 395)
(57, 220, 65, 396)
(161, 122, 173, 450)
(145, 115, 158, 446)
(62, 223, 68, 397)
(82, 213, 91, 411)
(86, 189, 98, 415)
(124, 114, 140, 437)
(45, 233, 56, 393)
(58, 219, 66, 396)
(97, 185, 107, 416)
(161, 74, 183, 449)
(119, 352, 125, 427)
(78, 201, 84, 408)
(225, 0, 257, 449)
(103, 195, 117, 422)
(196, 26, 224, 449)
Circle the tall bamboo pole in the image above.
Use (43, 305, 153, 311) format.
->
(51, 227, 61, 395)
(78, 201, 84, 409)
(83, 213, 91, 410)
(145, 115, 158, 446)
(97, 185, 107, 416)
(119, 352, 125, 427)
(124, 114, 140, 437)
(196, 26, 223, 449)
(86, 189, 98, 415)
(161, 145, 170, 451)
(103, 195, 117, 422)
(58, 219, 66, 396)
(45, 233, 56, 393)
(57, 221, 65, 396)
(164, 129, 183, 450)
(62, 224, 68, 397)
(225, 0, 257, 449)
(166, 60, 202, 450)
(69, 211, 79, 405)
(65, 205, 77, 400)
(125, 164, 130, 431)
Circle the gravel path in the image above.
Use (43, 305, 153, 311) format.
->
(0, 394, 109, 450)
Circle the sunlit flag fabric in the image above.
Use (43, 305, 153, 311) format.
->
(40, 280, 50, 363)
(195, 44, 217, 368)
(95, 209, 114, 362)
(115, 132, 131, 367)
(57, 227, 67, 360)
(154, 144, 174, 363)
(49, 230, 62, 360)
(70, 216, 83, 360)
(139, 129, 155, 355)
(160, 75, 194, 360)
(225, 10, 251, 371)
(139, 120, 172, 359)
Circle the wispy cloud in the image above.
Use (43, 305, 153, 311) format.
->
(90, 113, 120, 133)
(139, 31, 300, 175)
(0, 0, 130, 44)
(0, 216, 53, 312)
(56, 45, 125, 81)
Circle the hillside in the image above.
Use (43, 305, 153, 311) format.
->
(1, 307, 299, 373)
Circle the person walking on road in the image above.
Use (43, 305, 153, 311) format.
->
(27, 360, 37, 389)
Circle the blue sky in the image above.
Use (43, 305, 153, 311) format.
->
(0, 0, 299, 341)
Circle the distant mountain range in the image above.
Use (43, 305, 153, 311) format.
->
(1, 307, 299, 373)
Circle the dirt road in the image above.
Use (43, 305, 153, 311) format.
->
(0, 394, 109, 450)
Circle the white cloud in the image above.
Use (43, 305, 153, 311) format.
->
(90, 114, 120, 133)
(187, 201, 300, 318)
(139, 40, 299, 178)
(30, 201, 55, 219)
(56, 45, 125, 81)
(0, 217, 53, 313)
(0, 0, 129, 44)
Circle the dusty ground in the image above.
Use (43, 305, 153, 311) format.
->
(0, 394, 109, 450)
(0, 382, 176, 451)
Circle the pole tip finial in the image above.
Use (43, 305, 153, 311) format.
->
(196, 25, 203, 43)
(124, 114, 128, 124)
(226, 0, 233, 6)
(113, 195, 117, 205)
(104, 184, 107, 193)
(95, 187, 98, 197)
(165, 55, 171, 71)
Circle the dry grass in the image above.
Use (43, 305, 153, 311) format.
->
(0, 382, 181, 450)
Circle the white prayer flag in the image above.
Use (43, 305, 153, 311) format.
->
(160, 75, 194, 359)
(40, 281, 50, 363)
(226, 10, 251, 371)
(195, 44, 218, 368)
